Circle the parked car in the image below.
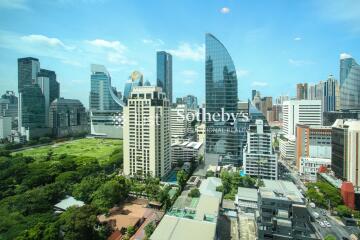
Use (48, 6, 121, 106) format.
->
(319, 222, 325, 228)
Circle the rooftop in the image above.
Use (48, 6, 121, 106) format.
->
(54, 196, 84, 211)
(259, 180, 304, 204)
(236, 187, 258, 202)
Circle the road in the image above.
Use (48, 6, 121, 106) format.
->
(309, 207, 352, 239)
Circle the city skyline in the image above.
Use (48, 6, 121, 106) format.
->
(1, 0, 360, 106)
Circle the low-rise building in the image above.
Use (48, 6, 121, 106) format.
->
(299, 157, 331, 182)
(171, 141, 203, 165)
(258, 180, 318, 239)
(234, 187, 258, 213)
(151, 178, 222, 240)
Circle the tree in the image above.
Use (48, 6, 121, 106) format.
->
(324, 234, 336, 240)
(188, 188, 200, 198)
(335, 205, 352, 218)
(126, 226, 136, 236)
(59, 205, 100, 240)
(206, 170, 215, 177)
(91, 178, 129, 212)
(144, 221, 156, 238)
(177, 170, 188, 189)
(72, 175, 105, 203)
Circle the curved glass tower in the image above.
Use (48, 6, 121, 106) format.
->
(340, 54, 360, 110)
(89, 64, 123, 111)
(205, 33, 239, 165)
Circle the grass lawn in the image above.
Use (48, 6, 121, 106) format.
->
(13, 138, 122, 164)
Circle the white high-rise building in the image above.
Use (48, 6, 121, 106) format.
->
(123, 86, 171, 178)
(0, 116, 11, 139)
(280, 100, 322, 161)
(170, 104, 188, 144)
(243, 120, 278, 180)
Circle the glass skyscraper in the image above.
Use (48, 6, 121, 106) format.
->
(17, 57, 46, 131)
(123, 71, 144, 105)
(205, 33, 239, 165)
(340, 54, 360, 110)
(89, 64, 122, 111)
(157, 51, 172, 103)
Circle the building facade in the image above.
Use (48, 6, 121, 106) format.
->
(331, 119, 360, 188)
(295, 124, 332, 169)
(205, 33, 239, 165)
(170, 104, 189, 144)
(89, 64, 123, 139)
(49, 98, 88, 137)
(280, 100, 322, 162)
(0, 116, 11, 139)
(123, 71, 144, 105)
(340, 54, 360, 110)
(171, 141, 204, 165)
(243, 120, 278, 180)
(258, 180, 318, 240)
(157, 51, 173, 103)
(296, 83, 308, 100)
(123, 86, 171, 178)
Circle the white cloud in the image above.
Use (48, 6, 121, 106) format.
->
(0, 0, 29, 10)
(0, 31, 137, 67)
(252, 81, 269, 87)
(21, 34, 74, 50)
(168, 43, 205, 61)
(87, 39, 127, 52)
(340, 53, 352, 59)
(86, 39, 136, 65)
(288, 58, 314, 66)
(236, 69, 249, 78)
(294, 37, 302, 41)
(220, 7, 230, 14)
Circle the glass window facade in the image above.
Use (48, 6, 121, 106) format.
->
(89, 65, 122, 111)
(205, 33, 240, 165)
(340, 57, 360, 110)
(156, 51, 172, 103)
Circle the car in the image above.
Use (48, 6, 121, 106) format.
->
(319, 222, 325, 228)
(324, 221, 331, 227)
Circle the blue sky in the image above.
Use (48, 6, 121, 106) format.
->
(0, 0, 360, 107)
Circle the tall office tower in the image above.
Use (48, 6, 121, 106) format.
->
(89, 64, 123, 138)
(275, 95, 289, 105)
(251, 89, 257, 101)
(205, 33, 239, 165)
(243, 120, 278, 180)
(49, 98, 88, 137)
(280, 100, 322, 162)
(340, 54, 360, 110)
(17, 57, 47, 136)
(323, 75, 340, 112)
(170, 104, 189, 144)
(296, 125, 331, 180)
(252, 91, 262, 110)
(18, 57, 40, 92)
(0, 91, 18, 122)
(331, 119, 360, 188)
(260, 96, 272, 120)
(182, 95, 198, 110)
(123, 86, 171, 178)
(272, 104, 282, 122)
(123, 71, 144, 105)
(157, 51, 173, 103)
(18, 84, 46, 130)
(38, 69, 60, 103)
(296, 83, 308, 100)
